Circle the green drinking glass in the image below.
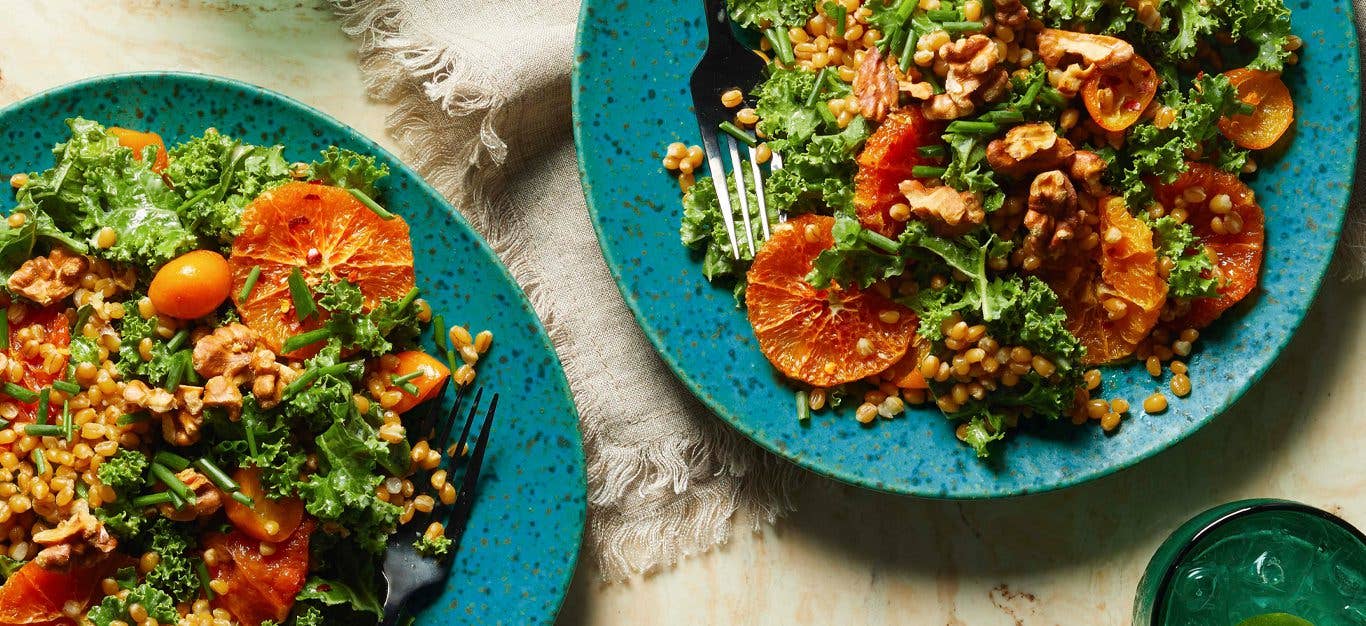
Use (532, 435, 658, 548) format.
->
(1134, 499, 1366, 626)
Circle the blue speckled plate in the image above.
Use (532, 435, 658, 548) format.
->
(573, 3, 1359, 497)
(0, 73, 585, 624)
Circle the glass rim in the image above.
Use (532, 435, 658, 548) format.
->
(1148, 500, 1366, 624)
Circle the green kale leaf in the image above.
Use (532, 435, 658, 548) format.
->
(115, 307, 180, 385)
(309, 147, 389, 198)
(414, 533, 453, 558)
(726, 0, 813, 29)
(86, 583, 178, 626)
(142, 519, 200, 602)
(97, 449, 149, 493)
(1147, 215, 1220, 299)
(164, 128, 291, 246)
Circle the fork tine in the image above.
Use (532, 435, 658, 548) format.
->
(747, 144, 771, 240)
(726, 136, 757, 257)
(415, 381, 451, 440)
(444, 394, 498, 556)
(440, 386, 483, 460)
(700, 130, 741, 259)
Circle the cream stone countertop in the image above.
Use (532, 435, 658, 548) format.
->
(2, 3, 1363, 625)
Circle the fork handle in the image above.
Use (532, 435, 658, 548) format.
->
(703, 0, 728, 35)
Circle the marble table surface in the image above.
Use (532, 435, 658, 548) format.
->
(2, 2, 1362, 624)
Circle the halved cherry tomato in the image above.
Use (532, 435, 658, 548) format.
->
(0, 558, 117, 624)
(148, 250, 233, 319)
(207, 518, 312, 626)
(389, 350, 451, 413)
(1218, 68, 1294, 150)
(1082, 55, 1159, 132)
(108, 126, 169, 173)
(223, 467, 305, 543)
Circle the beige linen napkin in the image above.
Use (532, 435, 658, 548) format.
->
(330, 0, 798, 579)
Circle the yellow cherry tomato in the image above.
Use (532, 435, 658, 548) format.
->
(223, 467, 305, 543)
(148, 250, 232, 319)
(390, 350, 451, 414)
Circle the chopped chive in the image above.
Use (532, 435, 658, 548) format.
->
(347, 188, 396, 220)
(31, 449, 45, 476)
(805, 67, 829, 108)
(718, 121, 757, 147)
(164, 354, 185, 392)
(282, 327, 333, 354)
(23, 424, 64, 437)
(117, 412, 149, 426)
(194, 458, 240, 493)
(432, 314, 448, 351)
(945, 120, 1000, 134)
(61, 400, 71, 440)
(243, 414, 259, 458)
(0, 418, 9, 429)
(197, 561, 215, 599)
(796, 390, 810, 421)
(166, 329, 190, 353)
(941, 20, 984, 33)
(238, 265, 262, 302)
(74, 480, 87, 500)
(918, 145, 947, 158)
(287, 267, 319, 321)
(51, 380, 80, 394)
(444, 349, 460, 385)
(34, 388, 49, 425)
(858, 229, 901, 255)
(132, 492, 175, 508)
(154, 451, 191, 472)
(283, 362, 355, 398)
(913, 165, 948, 178)
(180, 351, 200, 385)
(898, 26, 917, 73)
(1, 383, 36, 403)
(927, 8, 962, 20)
(391, 371, 424, 385)
(0, 308, 8, 351)
(231, 491, 255, 507)
(922, 69, 944, 95)
(983, 109, 1025, 124)
(397, 381, 420, 396)
(150, 463, 196, 506)
(763, 27, 795, 66)
(817, 103, 838, 125)
(73, 305, 94, 336)
(1019, 76, 1045, 108)
(1038, 87, 1068, 108)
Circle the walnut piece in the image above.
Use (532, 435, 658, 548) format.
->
(1070, 150, 1109, 196)
(854, 47, 899, 122)
(161, 386, 204, 446)
(986, 123, 1076, 176)
(33, 501, 116, 570)
(1036, 29, 1135, 70)
(193, 324, 263, 383)
(7, 247, 88, 306)
(1048, 63, 1096, 98)
(158, 469, 223, 522)
(122, 380, 177, 414)
(994, 0, 1029, 28)
(203, 375, 244, 412)
(923, 35, 1010, 121)
(1025, 170, 1086, 258)
(899, 179, 985, 236)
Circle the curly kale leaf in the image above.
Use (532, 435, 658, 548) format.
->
(97, 449, 149, 493)
(726, 0, 813, 29)
(142, 519, 200, 602)
(309, 147, 389, 197)
(164, 128, 291, 245)
(115, 307, 180, 385)
(86, 583, 178, 626)
(1148, 215, 1220, 299)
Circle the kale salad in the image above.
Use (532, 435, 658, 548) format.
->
(671, 0, 1297, 456)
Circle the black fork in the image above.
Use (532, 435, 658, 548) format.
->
(379, 386, 499, 626)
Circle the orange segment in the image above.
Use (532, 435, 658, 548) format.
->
(882, 332, 930, 389)
(229, 182, 415, 356)
(1152, 163, 1265, 329)
(0, 558, 117, 624)
(1048, 198, 1167, 365)
(745, 215, 915, 387)
(853, 108, 941, 238)
(1218, 68, 1294, 150)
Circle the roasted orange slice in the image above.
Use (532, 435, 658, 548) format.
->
(745, 214, 914, 386)
(853, 108, 941, 238)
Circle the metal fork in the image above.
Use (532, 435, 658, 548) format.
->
(690, 0, 784, 260)
(380, 385, 499, 626)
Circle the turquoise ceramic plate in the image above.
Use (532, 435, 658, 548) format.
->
(573, 3, 1359, 497)
(0, 73, 585, 624)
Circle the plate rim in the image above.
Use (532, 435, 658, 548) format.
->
(571, 1, 1362, 499)
(1, 70, 589, 622)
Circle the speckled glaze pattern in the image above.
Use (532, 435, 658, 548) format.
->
(572, 2, 1359, 498)
(0, 73, 585, 624)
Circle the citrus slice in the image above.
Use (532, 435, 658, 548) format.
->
(745, 214, 915, 386)
(853, 108, 941, 238)
(882, 331, 930, 389)
(1152, 162, 1265, 329)
(1048, 197, 1167, 365)
(229, 182, 415, 355)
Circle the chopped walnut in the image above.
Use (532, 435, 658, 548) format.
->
(899, 179, 985, 237)
(1036, 29, 1135, 70)
(1070, 150, 1109, 196)
(994, 0, 1030, 28)
(986, 123, 1076, 177)
(32, 501, 116, 570)
(158, 469, 223, 522)
(7, 247, 88, 306)
(854, 47, 899, 122)
(161, 386, 204, 446)
(923, 35, 1010, 121)
(1048, 63, 1096, 98)
(123, 380, 178, 414)
(203, 375, 243, 412)
(193, 324, 263, 384)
